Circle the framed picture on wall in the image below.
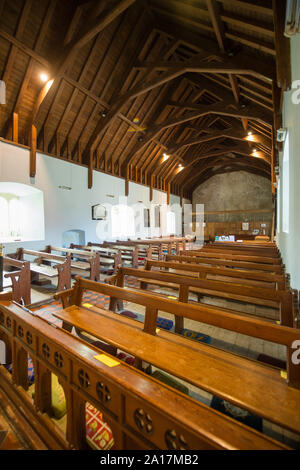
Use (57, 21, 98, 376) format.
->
(242, 222, 249, 231)
(144, 208, 150, 227)
(92, 204, 106, 220)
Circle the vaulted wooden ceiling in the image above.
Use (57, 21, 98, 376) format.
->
(0, 0, 290, 200)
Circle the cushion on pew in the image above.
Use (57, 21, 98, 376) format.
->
(6, 356, 34, 385)
(51, 374, 67, 419)
(210, 396, 262, 432)
(180, 329, 211, 344)
(86, 403, 114, 450)
(119, 309, 138, 319)
(30, 373, 67, 420)
(116, 352, 135, 366)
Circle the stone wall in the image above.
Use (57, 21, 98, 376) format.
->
(192, 171, 273, 223)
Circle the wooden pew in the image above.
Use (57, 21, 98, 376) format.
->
(8, 248, 72, 291)
(44, 245, 100, 281)
(199, 245, 281, 259)
(164, 256, 287, 289)
(105, 266, 295, 327)
(181, 249, 282, 265)
(70, 243, 122, 274)
(84, 242, 134, 271)
(2, 257, 31, 305)
(101, 240, 170, 261)
(0, 300, 289, 450)
(51, 278, 300, 439)
(167, 253, 284, 274)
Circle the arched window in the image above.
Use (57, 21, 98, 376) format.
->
(8, 198, 21, 236)
(111, 205, 135, 238)
(0, 183, 44, 242)
(282, 132, 289, 234)
(0, 196, 9, 237)
(166, 211, 176, 235)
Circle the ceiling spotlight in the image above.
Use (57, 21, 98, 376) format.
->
(138, 136, 143, 142)
(40, 73, 48, 82)
(101, 111, 107, 117)
(248, 131, 252, 136)
(163, 152, 169, 162)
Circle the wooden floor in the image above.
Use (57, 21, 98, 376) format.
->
(0, 389, 31, 450)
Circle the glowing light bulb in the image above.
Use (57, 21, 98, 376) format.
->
(40, 73, 48, 82)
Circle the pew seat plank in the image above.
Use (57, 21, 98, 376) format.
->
(30, 263, 58, 277)
(54, 304, 300, 435)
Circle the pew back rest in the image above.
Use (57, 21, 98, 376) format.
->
(109, 266, 294, 326)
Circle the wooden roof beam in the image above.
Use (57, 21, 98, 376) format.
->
(31, 0, 137, 128)
(121, 99, 272, 175)
(272, 0, 291, 90)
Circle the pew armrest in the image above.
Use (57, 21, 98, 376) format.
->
(104, 274, 117, 285)
(54, 288, 75, 308)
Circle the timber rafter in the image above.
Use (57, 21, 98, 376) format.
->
(0, 0, 289, 197)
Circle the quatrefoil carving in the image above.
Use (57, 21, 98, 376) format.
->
(96, 381, 111, 403)
(165, 429, 188, 450)
(42, 343, 50, 359)
(26, 331, 33, 345)
(54, 351, 63, 368)
(134, 408, 153, 435)
(18, 326, 24, 338)
(78, 369, 90, 388)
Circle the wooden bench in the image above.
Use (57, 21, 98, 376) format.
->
(52, 278, 300, 438)
(71, 243, 122, 274)
(164, 256, 287, 289)
(199, 246, 281, 259)
(2, 257, 31, 305)
(168, 253, 284, 274)
(8, 248, 72, 291)
(181, 249, 282, 265)
(0, 300, 289, 450)
(101, 240, 171, 261)
(105, 266, 295, 327)
(44, 245, 100, 281)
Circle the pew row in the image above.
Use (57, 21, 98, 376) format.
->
(202, 243, 280, 257)
(0, 300, 288, 450)
(51, 278, 300, 440)
(181, 249, 282, 265)
(7, 249, 72, 291)
(166, 253, 284, 273)
(105, 266, 295, 327)
(157, 257, 287, 290)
